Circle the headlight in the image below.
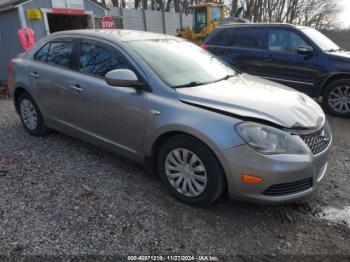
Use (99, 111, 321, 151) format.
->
(235, 122, 307, 155)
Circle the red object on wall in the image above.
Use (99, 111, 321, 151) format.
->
(52, 8, 85, 15)
(18, 28, 36, 52)
(101, 16, 115, 29)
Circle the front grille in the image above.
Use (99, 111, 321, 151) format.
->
(299, 125, 331, 154)
(262, 177, 313, 197)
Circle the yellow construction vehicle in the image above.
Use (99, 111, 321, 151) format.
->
(177, 0, 225, 43)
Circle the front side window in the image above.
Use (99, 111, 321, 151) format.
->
(79, 42, 131, 77)
(268, 30, 307, 53)
(127, 39, 238, 87)
(47, 41, 74, 67)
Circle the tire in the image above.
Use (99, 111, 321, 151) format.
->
(17, 92, 49, 136)
(157, 135, 225, 206)
(322, 79, 350, 117)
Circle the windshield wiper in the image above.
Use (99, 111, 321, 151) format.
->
(174, 74, 236, 88)
(213, 74, 236, 83)
(326, 48, 342, 52)
(173, 81, 208, 88)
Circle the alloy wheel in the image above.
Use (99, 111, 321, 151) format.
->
(328, 85, 350, 114)
(20, 99, 38, 130)
(165, 148, 208, 197)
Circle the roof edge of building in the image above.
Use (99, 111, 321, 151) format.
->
(0, 0, 109, 13)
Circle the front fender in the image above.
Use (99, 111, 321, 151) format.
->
(12, 82, 45, 117)
(12, 83, 32, 111)
(144, 94, 246, 174)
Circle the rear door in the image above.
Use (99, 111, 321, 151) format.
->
(66, 39, 148, 157)
(29, 38, 76, 126)
(207, 27, 268, 75)
(260, 28, 321, 94)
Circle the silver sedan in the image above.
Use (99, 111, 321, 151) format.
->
(8, 30, 332, 206)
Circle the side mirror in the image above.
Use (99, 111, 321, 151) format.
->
(297, 45, 314, 56)
(105, 69, 149, 90)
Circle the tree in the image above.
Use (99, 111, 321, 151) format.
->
(230, 0, 238, 16)
(228, 0, 340, 29)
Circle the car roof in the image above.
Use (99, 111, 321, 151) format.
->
(49, 29, 180, 42)
(218, 23, 310, 30)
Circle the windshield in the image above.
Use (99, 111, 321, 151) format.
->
(127, 39, 238, 88)
(300, 27, 340, 52)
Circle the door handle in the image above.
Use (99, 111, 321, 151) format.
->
(29, 72, 40, 78)
(69, 84, 83, 93)
(264, 54, 273, 60)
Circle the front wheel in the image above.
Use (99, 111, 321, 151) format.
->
(157, 135, 225, 206)
(323, 79, 350, 117)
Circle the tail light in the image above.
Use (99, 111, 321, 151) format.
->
(7, 59, 15, 97)
(200, 44, 209, 49)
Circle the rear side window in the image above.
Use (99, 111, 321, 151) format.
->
(207, 28, 236, 46)
(78, 42, 131, 77)
(34, 43, 50, 62)
(47, 41, 74, 68)
(208, 27, 265, 49)
(231, 28, 265, 49)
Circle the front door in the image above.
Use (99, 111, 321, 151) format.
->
(30, 39, 76, 126)
(66, 39, 148, 156)
(261, 28, 321, 95)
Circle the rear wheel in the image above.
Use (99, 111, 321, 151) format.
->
(323, 79, 350, 117)
(157, 135, 225, 206)
(17, 92, 49, 136)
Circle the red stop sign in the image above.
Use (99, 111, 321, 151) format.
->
(101, 16, 115, 29)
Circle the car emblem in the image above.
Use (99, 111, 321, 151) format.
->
(320, 130, 329, 142)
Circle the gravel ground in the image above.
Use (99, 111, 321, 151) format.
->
(0, 98, 349, 259)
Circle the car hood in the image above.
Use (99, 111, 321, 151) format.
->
(176, 74, 325, 130)
(326, 50, 350, 62)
